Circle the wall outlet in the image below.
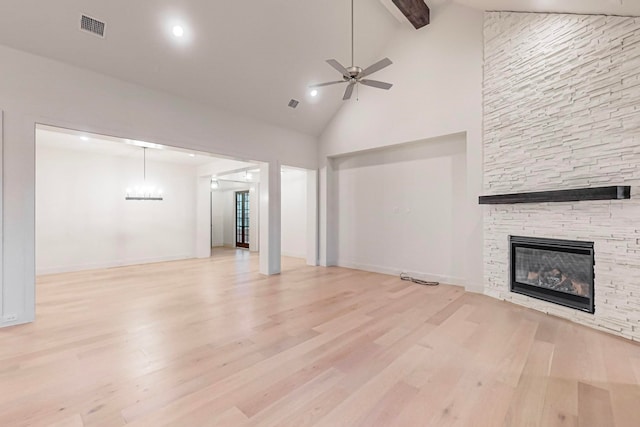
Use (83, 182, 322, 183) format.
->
(2, 314, 18, 322)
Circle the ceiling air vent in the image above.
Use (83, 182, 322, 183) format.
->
(80, 14, 106, 38)
(288, 99, 300, 109)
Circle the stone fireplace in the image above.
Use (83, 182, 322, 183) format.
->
(483, 12, 640, 340)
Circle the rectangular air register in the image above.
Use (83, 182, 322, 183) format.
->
(80, 15, 106, 38)
(510, 236, 595, 313)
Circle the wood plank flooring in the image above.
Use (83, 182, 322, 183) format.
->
(1, 248, 639, 426)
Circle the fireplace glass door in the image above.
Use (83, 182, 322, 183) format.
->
(510, 236, 594, 313)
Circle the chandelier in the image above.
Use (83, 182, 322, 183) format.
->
(125, 147, 164, 201)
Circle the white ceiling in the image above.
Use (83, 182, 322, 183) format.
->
(217, 169, 261, 184)
(36, 125, 255, 170)
(0, 0, 399, 136)
(2, 1, 638, 138)
(214, 166, 307, 187)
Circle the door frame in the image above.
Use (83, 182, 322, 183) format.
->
(235, 190, 250, 248)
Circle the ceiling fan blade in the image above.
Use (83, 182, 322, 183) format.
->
(309, 80, 348, 88)
(359, 57, 393, 78)
(360, 79, 393, 90)
(343, 83, 355, 100)
(326, 59, 351, 79)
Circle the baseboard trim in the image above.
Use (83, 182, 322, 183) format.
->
(464, 284, 485, 294)
(36, 254, 196, 275)
(336, 260, 467, 287)
(281, 251, 306, 259)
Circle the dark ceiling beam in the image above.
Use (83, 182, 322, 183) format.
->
(392, 0, 430, 29)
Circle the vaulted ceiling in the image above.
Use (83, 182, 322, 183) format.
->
(0, 0, 399, 136)
(0, 0, 638, 137)
(455, 0, 640, 16)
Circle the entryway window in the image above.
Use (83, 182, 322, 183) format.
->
(235, 190, 250, 248)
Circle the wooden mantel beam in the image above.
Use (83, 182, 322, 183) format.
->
(392, 0, 430, 29)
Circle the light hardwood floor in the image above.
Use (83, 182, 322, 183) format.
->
(1, 249, 639, 426)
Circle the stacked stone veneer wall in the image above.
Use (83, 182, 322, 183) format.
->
(483, 12, 640, 340)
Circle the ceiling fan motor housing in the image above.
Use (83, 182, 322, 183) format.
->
(347, 66, 363, 78)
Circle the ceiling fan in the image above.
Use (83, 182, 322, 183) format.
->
(310, 0, 393, 101)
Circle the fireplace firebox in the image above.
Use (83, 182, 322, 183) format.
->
(510, 236, 594, 313)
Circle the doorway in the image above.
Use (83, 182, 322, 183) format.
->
(235, 190, 250, 248)
(35, 124, 259, 274)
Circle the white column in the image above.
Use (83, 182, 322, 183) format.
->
(306, 169, 319, 266)
(465, 127, 484, 293)
(318, 158, 337, 267)
(195, 176, 212, 258)
(249, 183, 259, 252)
(259, 161, 281, 275)
(0, 110, 4, 323)
(3, 116, 35, 326)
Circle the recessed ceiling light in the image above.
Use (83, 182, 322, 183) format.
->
(80, 136, 89, 141)
(172, 25, 184, 37)
(310, 89, 318, 97)
(189, 153, 195, 157)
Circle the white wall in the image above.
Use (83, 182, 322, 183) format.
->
(0, 44, 316, 326)
(222, 190, 236, 247)
(281, 168, 308, 259)
(36, 145, 197, 274)
(334, 134, 467, 283)
(318, 3, 484, 290)
(195, 176, 212, 258)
